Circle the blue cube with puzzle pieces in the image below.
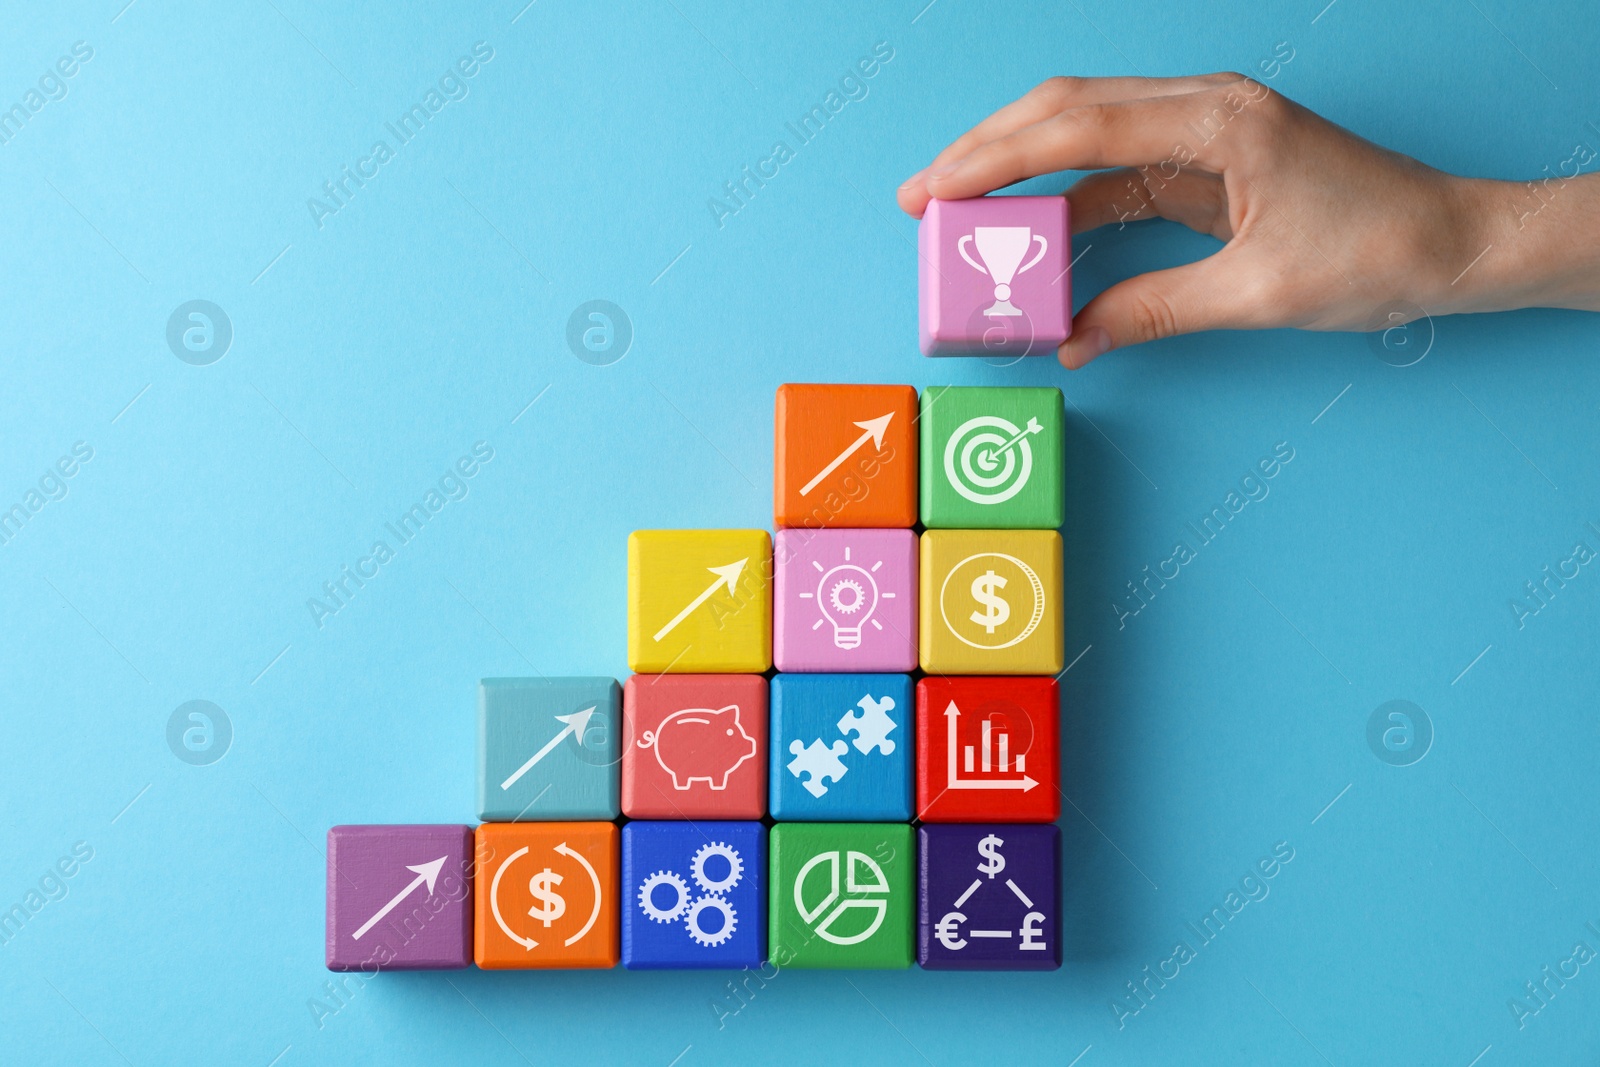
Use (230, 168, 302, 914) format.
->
(918, 823, 1060, 970)
(770, 674, 913, 821)
(622, 821, 766, 969)
(477, 677, 621, 821)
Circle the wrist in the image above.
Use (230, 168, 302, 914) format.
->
(1433, 173, 1600, 315)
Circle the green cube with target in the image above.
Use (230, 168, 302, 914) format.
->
(768, 823, 914, 969)
(919, 386, 1065, 529)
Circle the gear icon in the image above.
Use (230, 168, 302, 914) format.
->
(637, 870, 691, 923)
(685, 895, 737, 946)
(827, 577, 866, 614)
(691, 842, 743, 895)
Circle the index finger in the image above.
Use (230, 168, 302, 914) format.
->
(922, 81, 1269, 204)
(898, 73, 1247, 217)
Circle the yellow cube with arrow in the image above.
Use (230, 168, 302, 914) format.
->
(628, 529, 772, 673)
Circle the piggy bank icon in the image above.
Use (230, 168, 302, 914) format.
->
(636, 704, 757, 790)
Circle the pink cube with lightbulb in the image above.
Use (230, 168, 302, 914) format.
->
(918, 195, 1071, 357)
(773, 528, 918, 673)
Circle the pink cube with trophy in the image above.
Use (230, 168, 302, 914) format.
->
(918, 196, 1071, 357)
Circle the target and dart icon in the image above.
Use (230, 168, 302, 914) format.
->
(942, 414, 1044, 505)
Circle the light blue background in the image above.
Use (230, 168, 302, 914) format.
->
(2, 1, 1597, 1065)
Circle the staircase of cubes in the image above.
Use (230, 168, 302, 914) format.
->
(326, 194, 1071, 975)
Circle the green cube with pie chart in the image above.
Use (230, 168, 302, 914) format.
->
(768, 823, 914, 969)
(919, 385, 1065, 529)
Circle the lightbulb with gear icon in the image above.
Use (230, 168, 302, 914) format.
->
(804, 546, 895, 651)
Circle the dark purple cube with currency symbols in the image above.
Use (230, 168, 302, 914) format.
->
(918, 824, 1060, 970)
(326, 825, 474, 971)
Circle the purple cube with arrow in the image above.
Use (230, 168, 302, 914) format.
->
(325, 824, 474, 971)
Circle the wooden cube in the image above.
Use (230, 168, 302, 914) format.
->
(919, 196, 1071, 357)
(919, 385, 1065, 529)
(473, 822, 618, 969)
(622, 674, 767, 819)
(621, 821, 766, 969)
(773, 527, 917, 673)
(918, 824, 1060, 970)
(773, 383, 918, 529)
(477, 677, 620, 822)
(918, 529, 1063, 674)
(916, 676, 1060, 823)
(770, 673, 913, 821)
(325, 824, 473, 971)
(627, 529, 771, 673)
(767, 823, 914, 969)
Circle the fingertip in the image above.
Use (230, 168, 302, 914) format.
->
(896, 184, 929, 218)
(1058, 325, 1112, 369)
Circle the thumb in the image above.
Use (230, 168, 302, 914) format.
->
(1058, 258, 1240, 369)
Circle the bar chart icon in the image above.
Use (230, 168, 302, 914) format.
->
(961, 717, 1027, 775)
(944, 701, 1037, 791)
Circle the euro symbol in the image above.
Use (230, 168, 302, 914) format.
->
(935, 910, 967, 951)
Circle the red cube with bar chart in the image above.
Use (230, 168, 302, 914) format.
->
(916, 677, 1059, 823)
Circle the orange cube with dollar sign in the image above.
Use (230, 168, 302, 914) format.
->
(473, 822, 619, 969)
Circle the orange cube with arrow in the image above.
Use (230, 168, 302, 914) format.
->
(773, 384, 918, 529)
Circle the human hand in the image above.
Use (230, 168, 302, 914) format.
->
(897, 74, 1600, 368)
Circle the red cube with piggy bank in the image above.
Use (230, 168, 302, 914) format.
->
(622, 675, 768, 818)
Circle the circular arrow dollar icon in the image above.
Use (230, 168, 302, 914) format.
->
(490, 842, 604, 950)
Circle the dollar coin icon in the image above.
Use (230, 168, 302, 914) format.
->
(939, 552, 1044, 650)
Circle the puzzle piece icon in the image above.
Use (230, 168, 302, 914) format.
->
(837, 695, 897, 756)
(787, 738, 850, 798)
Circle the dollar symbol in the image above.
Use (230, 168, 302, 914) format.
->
(969, 570, 1010, 634)
(976, 834, 1005, 878)
(527, 867, 566, 927)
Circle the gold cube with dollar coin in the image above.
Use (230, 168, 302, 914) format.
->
(918, 529, 1063, 674)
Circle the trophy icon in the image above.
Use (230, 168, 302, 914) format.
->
(958, 227, 1049, 317)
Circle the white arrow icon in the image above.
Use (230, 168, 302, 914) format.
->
(554, 842, 603, 947)
(351, 856, 447, 940)
(500, 707, 597, 791)
(944, 701, 1037, 791)
(652, 559, 748, 642)
(798, 413, 894, 497)
(976, 417, 1043, 471)
(490, 846, 538, 949)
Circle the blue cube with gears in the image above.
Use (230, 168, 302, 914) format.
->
(770, 674, 913, 821)
(621, 821, 766, 969)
